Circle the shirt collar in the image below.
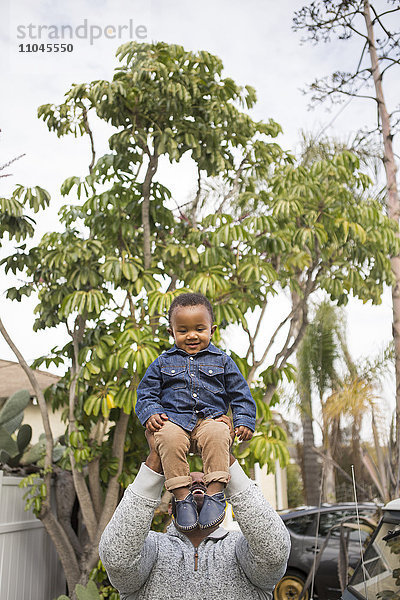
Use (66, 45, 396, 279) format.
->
(167, 522, 229, 542)
(165, 342, 222, 356)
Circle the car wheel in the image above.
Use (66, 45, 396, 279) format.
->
(274, 570, 309, 600)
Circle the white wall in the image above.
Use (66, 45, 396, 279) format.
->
(0, 471, 66, 600)
(258, 462, 288, 510)
(22, 403, 66, 444)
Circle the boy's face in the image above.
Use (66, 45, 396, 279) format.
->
(168, 305, 216, 355)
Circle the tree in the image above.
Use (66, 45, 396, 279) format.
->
(325, 344, 395, 503)
(1, 41, 398, 598)
(293, 0, 400, 496)
(297, 301, 340, 503)
(296, 300, 393, 503)
(0, 135, 50, 245)
(0, 42, 290, 598)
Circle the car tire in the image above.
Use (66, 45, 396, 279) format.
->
(273, 570, 309, 600)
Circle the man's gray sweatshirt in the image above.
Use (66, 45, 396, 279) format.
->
(99, 460, 290, 600)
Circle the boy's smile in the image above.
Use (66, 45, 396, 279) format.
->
(168, 305, 216, 355)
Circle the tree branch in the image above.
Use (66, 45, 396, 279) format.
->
(0, 154, 26, 174)
(141, 150, 159, 270)
(88, 456, 102, 520)
(370, 5, 396, 38)
(68, 317, 98, 543)
(0, 316, 82, 591)
(0, 316, 54, 511)
(41, 509, 81, 591)
(82, 107, 96, 175)
(55, 467, 83, 557)
(216, 153, 250, 213)
(85, 411, 130, 578)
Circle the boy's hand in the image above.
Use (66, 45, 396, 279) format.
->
(235, 425, 253, 442)
(146, 413, 168, 432)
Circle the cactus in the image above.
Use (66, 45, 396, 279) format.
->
(0, 389, 30, 429)
(0, 390, 66, 469)
(55, 581, 101, 600)
(0, 390, 32, 466)
(20, 435, 45, 465)
(75, 581, 101, 600)
(17, 423, 32, 451)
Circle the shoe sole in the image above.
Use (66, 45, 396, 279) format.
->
(198, 512, 225, 529)
(172, 515, 199, 531)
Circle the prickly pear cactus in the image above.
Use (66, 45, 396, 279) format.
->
(0, 390, 32, 466)
(0, 389, 30, 430)
(75, 581, 102, 600)
(55, 581, 102, 600)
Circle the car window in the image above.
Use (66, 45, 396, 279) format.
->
(348, 529, 369, 543)
(349, 522, 400, 600)
(318, 510, 374, 538)
(318, 511, 352, 537)
(284, 514, 315, 535)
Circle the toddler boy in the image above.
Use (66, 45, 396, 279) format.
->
(135, 292, 256, 531)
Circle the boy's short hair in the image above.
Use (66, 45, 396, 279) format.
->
(168, 292, 214, 325)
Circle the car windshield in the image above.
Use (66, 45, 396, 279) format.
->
(348, 521, 400, 600)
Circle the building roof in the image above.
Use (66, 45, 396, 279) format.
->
(0, 359, 60, 399)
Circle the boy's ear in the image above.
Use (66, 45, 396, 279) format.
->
(210, 325, 217, 336)
(167, 327, 173, 337)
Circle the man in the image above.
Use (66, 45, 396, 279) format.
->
(99, 428, 290, 600)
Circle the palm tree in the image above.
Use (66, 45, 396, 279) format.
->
(324, 347, 394, 503)
(297, 299, 394, 503)
(297, 330, 321, 505)
(297, 301, 341, 502)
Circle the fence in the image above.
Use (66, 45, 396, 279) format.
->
(0, 470, 66, 600)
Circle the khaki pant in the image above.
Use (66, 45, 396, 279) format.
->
(154, 418, 231, 491)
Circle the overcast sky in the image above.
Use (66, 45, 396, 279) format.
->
(1, 0, 398, 424)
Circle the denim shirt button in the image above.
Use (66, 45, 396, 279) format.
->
(208, 370, 213, 374)
(171, 370, 175, 373)
(193, 393, 197, 398)
(189, 357, 194, 361)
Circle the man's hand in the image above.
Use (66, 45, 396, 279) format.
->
(146, 413, 168, 432)
(144, 430, 163, 473)
(144, 429, 157, 452)
(214, 415, 237, 466)
(215, 414, 235, 446)
(235, 425, 253, 442)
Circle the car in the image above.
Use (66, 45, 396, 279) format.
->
(274, 503, 380, 600)
(342, 497, 400, 600)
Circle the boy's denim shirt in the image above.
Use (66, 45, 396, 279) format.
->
(135, 342, 256, 432)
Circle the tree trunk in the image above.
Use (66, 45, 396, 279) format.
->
(363, 0, 400, 495)
(323, 445, 336, 503)
(300, 397, 321, 505)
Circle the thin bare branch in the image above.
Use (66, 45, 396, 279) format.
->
(0, 153, 26, 173)
(370, 5, 395, 37)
